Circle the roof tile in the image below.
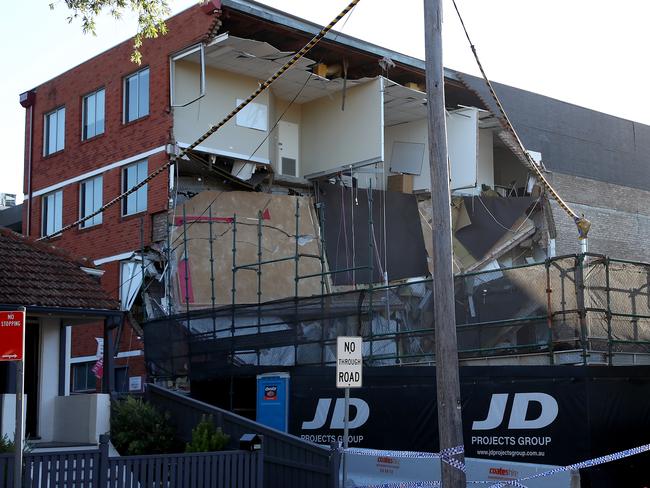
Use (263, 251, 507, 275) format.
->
(0, 229, 119, 311)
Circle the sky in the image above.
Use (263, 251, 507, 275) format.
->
(2, 0, 649, 202)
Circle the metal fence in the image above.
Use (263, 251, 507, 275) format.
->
(0, 438, 261, 488)
(0, 454, 12, 488)
(144, 253, 650, 377)
(147, 384, 339, 488)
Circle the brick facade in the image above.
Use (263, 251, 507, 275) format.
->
(548, 172, 650, 262)
(21, 4, 217, 391)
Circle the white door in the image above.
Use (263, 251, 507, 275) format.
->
(277, 121, 300, 177)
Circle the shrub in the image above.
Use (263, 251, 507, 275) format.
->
(111, 396, 176, 455)
(185, 416, 230, 453)
(0, 435, 13, 454)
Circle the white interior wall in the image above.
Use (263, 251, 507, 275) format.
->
(301, 78, 383, 178)
(269, 93, 302, 172)
(477, 129, 495, 191)
(384, 119, 430, 191)
(173, 61, 271, 163)
(38, 318, 60, 442)
(384, 111, 495, 194)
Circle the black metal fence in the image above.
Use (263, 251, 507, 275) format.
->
(147, 384, 339, 488)
(0, 437, 262, 488)
(0, 455, 12, 488)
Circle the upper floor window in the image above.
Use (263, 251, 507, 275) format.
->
(42, 190, 63, 236)
(82, 88, 105, 140)
(79, 175, 103, 228)
(124, 68, 149, 123)
(44, 107, 65, 155)
(122, 160, 148, 216)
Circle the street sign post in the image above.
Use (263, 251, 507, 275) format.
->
(337, 336, 362, 487)
(336, 336, 362, 389)
(0, 308, 26, 488)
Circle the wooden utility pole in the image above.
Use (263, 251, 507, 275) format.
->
(423, 1, 467, 486)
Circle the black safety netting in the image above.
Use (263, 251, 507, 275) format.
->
(144, 254, 650, 380)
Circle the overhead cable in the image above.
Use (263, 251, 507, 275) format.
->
(450, 0, 591, 240)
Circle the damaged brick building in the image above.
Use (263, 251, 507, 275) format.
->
(19, 0, 650, 401)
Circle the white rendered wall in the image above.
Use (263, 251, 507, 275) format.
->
(53, 394, 110, 445)
(38, 318, 60, 442)
(1, 394, 26, 441)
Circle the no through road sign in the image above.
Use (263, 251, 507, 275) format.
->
(0, 311, 25, 362)
(337, 336, 362, 388)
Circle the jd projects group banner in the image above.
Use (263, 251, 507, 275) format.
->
(289, 366, 650, 469)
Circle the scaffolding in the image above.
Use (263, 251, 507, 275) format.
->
(145, 251, 650, 381)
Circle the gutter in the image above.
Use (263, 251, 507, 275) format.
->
(0, 304, 123, 318)
(19, 91, 36, 237)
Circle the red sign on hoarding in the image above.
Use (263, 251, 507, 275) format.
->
(0, 311, 25, 361)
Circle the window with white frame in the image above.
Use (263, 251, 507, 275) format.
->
(120, 259, 143, 311)
(124, 68, 149, 123)
(79, 175, 103, 228)
(122, 160, 148, 216)
(44, 107, 65, 155)
(42, 190, 63, 236)
(82, 88, 105, 140)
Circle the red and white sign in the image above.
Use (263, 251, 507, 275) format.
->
(0, 311, 25, 361)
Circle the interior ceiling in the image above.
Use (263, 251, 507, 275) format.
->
(220, 10, 423, 83)
(383, 80, 427, 126)
(218, 9, 487, 111)
(189, 34, 430, 124)
(182, 26, 486, 124)
(195, 34, 367, 103)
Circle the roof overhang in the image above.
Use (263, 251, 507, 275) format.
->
(220, 0, 459, 81)
(0, 303, 123, 321)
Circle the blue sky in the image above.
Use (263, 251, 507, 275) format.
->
(2, 0, 649, 201)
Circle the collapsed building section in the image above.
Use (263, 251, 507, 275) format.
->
(145, 255, 650, 383)
(135, 3, 648, 384)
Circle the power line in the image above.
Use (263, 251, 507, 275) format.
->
(450, 0, 591, 240)
(38, 0, 362, 241)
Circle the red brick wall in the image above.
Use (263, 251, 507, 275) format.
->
(22, 4, 218, 385)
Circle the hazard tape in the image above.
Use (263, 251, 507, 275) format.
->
(483, 442, 650, 488)
(345, 441, 650, 488)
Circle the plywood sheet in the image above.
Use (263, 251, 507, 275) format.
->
(172, 191, 325, 306)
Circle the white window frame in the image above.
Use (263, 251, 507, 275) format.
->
(44, 106, 65, 156)
(42, 190, 63, 237)
(170, 43, 205, 107)
(122, 160, 148, 216)
(82, 88, 106, 141)
(79, 175, 103, 228)
(120, 258, 144, 311)
(123, 67, 150, 123)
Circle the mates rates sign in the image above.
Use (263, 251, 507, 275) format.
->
(0, 311, 25, 361)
